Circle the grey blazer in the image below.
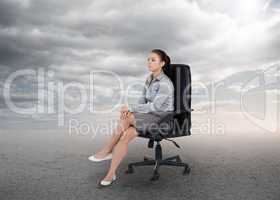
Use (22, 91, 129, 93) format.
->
(128, 70, 174, 113)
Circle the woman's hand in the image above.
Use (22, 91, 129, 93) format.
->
(120, 111, 132, 120)
(120, 105, 131, 120)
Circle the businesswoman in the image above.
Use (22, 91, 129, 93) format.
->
(88, 49, 175, 187)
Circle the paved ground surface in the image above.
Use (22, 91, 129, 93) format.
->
(0, 114, 280, 200)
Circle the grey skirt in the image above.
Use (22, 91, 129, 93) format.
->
(132, 111, 174, 136)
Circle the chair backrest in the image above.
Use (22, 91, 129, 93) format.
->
(162, 64, 192, 136)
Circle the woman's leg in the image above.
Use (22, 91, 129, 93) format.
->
(94, 113, 134, 159)
(102, 125, 138, 181)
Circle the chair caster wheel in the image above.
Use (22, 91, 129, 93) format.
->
(125, 166, 134, 174)
(150, 171, 159, 181)
(183, 166, 190, 175)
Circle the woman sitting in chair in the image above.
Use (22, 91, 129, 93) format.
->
(88, 49, 175, 187)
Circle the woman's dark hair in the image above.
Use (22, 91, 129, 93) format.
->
(151, 49, 171, 67)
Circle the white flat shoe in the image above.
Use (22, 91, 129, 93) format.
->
(88, 153, 113, 162)
(98, 175, 117, 188)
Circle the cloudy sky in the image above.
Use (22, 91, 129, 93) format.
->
(0, 0, 279, 127)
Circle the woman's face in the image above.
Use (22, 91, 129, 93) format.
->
(147, 52, 164, 72)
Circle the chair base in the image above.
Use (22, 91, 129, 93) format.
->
(125, 141, 191, 181)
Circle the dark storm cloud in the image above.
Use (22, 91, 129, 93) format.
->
(0, 0, 280, 109)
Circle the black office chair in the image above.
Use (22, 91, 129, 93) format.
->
(125, 64, 193, 181)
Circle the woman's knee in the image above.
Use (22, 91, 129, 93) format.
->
(119, 127, 137, 143)
(117, 117, 130, 131)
